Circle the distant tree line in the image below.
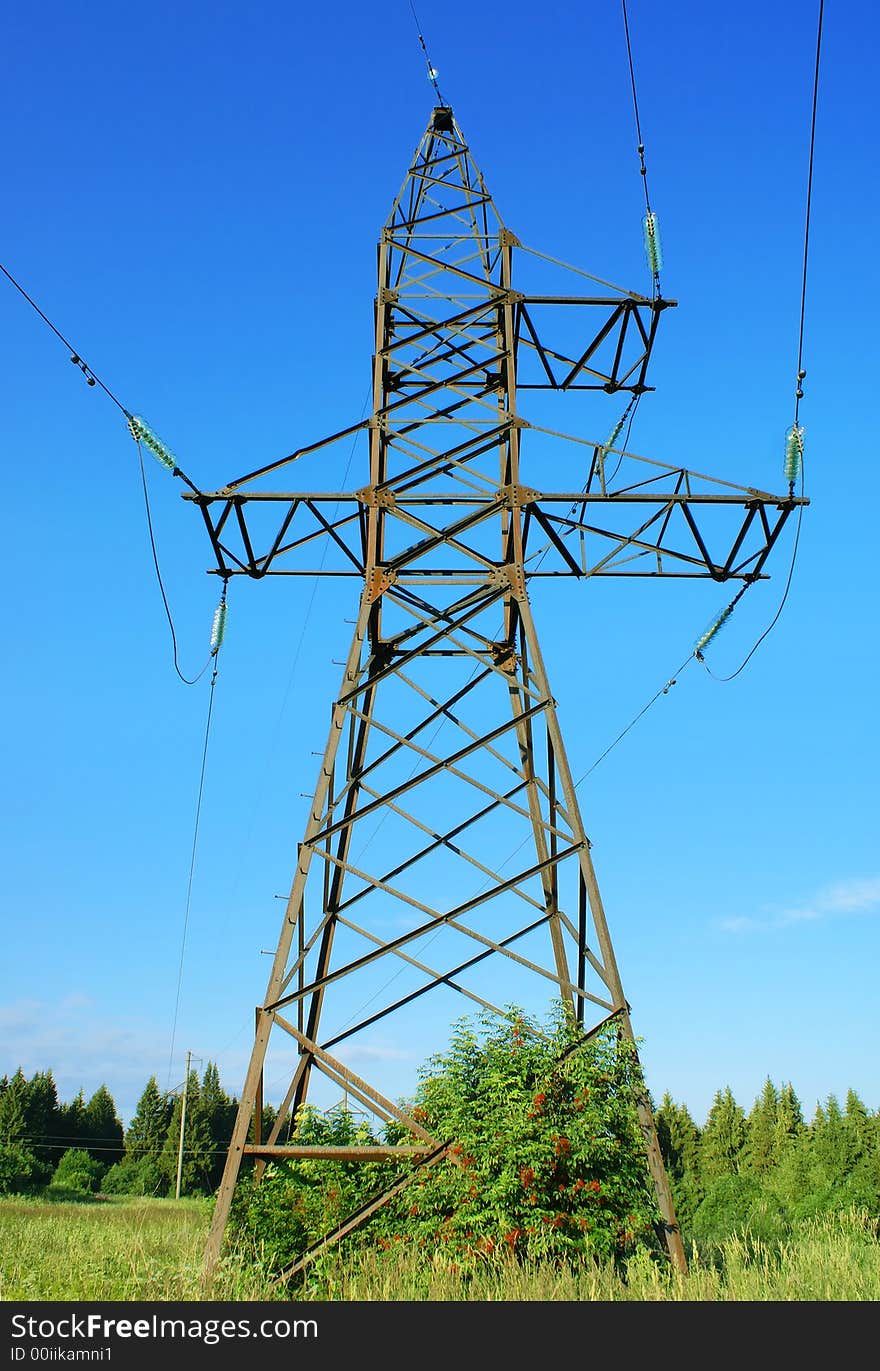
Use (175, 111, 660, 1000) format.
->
(0, 1064, 275, 1199)
(1, 1063, 878, 1245)
(655, 1081, 880, 1245)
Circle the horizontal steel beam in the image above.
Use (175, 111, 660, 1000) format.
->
(243, 1145, 431, 1159)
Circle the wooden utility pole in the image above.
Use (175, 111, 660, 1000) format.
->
(175, 1050, 191, 1201)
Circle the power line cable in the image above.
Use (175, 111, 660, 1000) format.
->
(525, 395, 642, 574)
(0, 262, 129, 416)
(698, 0, 822, 684)
(407, 0, 446, 106)
(621, 0, 661, 298)
(134, 439, 212, 686)
(166, 642, 224, 1090)
(222, 388, 371, 916)
(0, 262, 239, 1101)
(794, 0, 824, 433)
(621, 0, 650, 214)
(0, 260, 206, 685)
(700, 476, 806, 684)
(572, 652, 693, 788)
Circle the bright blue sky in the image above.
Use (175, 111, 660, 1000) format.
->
(2, 0, 877, 1133)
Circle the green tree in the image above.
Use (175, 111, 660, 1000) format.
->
(699, 1087, 747, 1183)
(160, 1070, 215, 1195)
(655, 1093, 703, 1232)
(843, 1089, 873, 1163)
(56, 1090, 87, 1154)
(810, 1095, 852, 1178)
(198, 1062, 236, 1190)
(23, 1070, 61, 1166)
(656, 1093, 701, 1181)
(0, 1070, 50, 1193)
(100, 1076, 173, 1196)
(0, 1070, 29, 1146)
(774, 1082, 805, 1156)
(745, 1078, 779, 1176)
(82, 1085, 124, 1166)
(125, 1077, 173, 1161)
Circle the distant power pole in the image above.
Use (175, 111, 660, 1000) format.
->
(175, 1049, 192, 1201)
(193, 107, 805, 1281)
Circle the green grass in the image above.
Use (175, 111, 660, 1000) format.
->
(0, 1196, 277, 1302)
(1, 1197, 877, 1301)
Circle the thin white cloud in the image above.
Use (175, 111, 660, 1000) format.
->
(344, 1041, 415, 1064)
(0, 998, 417, 1128)
(0, 996, 172, 1125)
(719, 876, 880, 934)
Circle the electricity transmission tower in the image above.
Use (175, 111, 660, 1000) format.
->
(193, 107, 803, 1279)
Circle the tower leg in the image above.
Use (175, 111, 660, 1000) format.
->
(514, 593, 686, 1272)
(203, 598, 372, 1284)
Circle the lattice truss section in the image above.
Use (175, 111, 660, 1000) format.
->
(189, 112, 799, 587)
(266, 584, 618, 1074)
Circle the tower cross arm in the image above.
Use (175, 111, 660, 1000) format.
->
(182, 480, 807, 583)
(526, 487, 807, 581)
(512, 294, 677, 393)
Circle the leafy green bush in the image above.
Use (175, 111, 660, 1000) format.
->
(229, 1103, 395, 1272)
(0, 1143, 50, 1195)
(48, 1148, 105, 1196)
(229, 1006, 663, 1279)
(101, 1155, 168, 1197)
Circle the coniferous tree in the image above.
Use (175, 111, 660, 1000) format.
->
(82, 1085, 124, 1166)
(810, 1095, 851, 1179)
(655, 1092, 703, 1232)
(699, 1087, 747, 1182)
(656, 1093, 701, 1181)
(843, 1089, 873, 1163)
(745, 1078, 779, 1176)
(24, 1070, 61, 1165)
(102, 1076, 173, 1196)
(199, 1062, 236, 1190)
(160, 1069, 215, 1195)
(125, 1077, 174, 1160)
(0, 1070, 50, 1193)
(774, 1082, 805, 1156)
(56, 1090, 87, 1153)
(0, 1070, 29, 1145)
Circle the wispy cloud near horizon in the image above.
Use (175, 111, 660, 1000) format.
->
(719, 876, 880, 934)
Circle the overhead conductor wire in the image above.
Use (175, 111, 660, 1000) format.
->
(0, 260, 206, 687)
(622, 0, 662, 300)
(699, 0, 823, 682)
(408, 0, 447, 106)
(0, 257, 227, 1086)
(167, 606, 226, 1089)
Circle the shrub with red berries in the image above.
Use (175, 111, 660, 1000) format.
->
(228, 1003, 661, 1278)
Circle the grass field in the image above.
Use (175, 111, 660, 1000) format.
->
(1, 1198, 878, 1301)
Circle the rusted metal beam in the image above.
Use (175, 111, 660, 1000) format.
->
(243, 1145, 432, 1160)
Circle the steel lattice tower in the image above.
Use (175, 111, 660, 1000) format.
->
(194, 108, 803, 1279)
